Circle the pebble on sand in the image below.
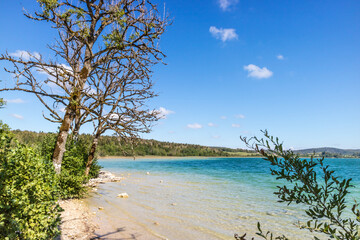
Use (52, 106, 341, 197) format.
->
(117, 193, 129, 198)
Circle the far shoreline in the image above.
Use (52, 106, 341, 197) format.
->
(98, 155, 261, 160)
(98, 155, 360, 160)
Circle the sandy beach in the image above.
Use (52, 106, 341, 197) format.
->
(59, 171, 163, 240)
(59, 198, 163, 240)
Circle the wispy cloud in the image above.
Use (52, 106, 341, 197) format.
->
(244, 64, 273, 79)
(236, 114, 245, 119)
(10, 50, 40, 61)
(209, 26, 238, 42)
(5, 98, 25, 104)
(187, 123, 203, 129)
(152, 107, 175, 119)
(231, 123, 241, 128)
(220, 116, 227, 120)
(11, 114, 24, 120)
(218, 0, 238, 11)
(208, 122, 217, 127)
(277, 54, 284, 60)
(212, 135, 221, 139)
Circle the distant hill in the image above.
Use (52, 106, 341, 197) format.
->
(294, 147, 360, 158)
(9, 129, 360, 158)
(11, 130, 259, 157)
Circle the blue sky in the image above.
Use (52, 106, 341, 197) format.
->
(0, 0, 359, 149)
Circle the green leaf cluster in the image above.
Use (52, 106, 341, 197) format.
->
(0, 121, 61, 239)
(37, 0, 58, 17)
(38, 133, 101, 199)
(239, 130, 360, 240)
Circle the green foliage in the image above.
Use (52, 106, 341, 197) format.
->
(239, 130, 360, 240)
(0, 122, 61, 239)
(0, 98, 4, 108)
(12, 130, 257, 157)
(38, 133, 101, 199)
(37, 0, 58, 17)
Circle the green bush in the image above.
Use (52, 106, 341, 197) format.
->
(0, 122, 61, 239)
(38, 134, 101, 199)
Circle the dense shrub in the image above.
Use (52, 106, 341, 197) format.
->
(38, 134, 101, 199)
(0, 122, 61, 239)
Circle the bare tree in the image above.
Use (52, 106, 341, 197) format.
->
(0, 0, 169, 174)
(77, 55, 160, 176)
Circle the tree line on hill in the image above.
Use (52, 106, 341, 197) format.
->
(12, 129, 259, 157)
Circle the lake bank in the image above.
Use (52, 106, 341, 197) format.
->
(62, 157, 360, 239)
(99, 155, 260, 160)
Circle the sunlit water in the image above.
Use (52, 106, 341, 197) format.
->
(87, 157, 360, 240)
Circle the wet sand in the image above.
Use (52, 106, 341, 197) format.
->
(85, 195, 165, 240)
(60, 197, 161, 240)
(59, 171, 163, 240)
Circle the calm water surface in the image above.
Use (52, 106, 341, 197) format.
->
(87, 158, 360, 240)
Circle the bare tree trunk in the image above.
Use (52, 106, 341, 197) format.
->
(85, 131, 101, 176)
(52, 108, 74, 174)
(53, 64, 91, 174)
(72, 111, 81, 141)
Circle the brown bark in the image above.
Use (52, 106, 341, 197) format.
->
(85, 131, 101, 176)
(52, 108, 74, 174)
(53, 63, 91, 174)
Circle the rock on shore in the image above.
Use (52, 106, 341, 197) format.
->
(86, 171, 124, 187)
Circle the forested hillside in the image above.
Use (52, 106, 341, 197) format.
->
(11, 130, 258, 157)
(294, 147, 360, 158)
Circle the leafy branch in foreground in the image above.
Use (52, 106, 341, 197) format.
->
(237, 130, 360, 240)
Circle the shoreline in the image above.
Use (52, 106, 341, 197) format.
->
(59, 171, 161, 240)
(97, 155, 359, 160)
(99, 155, 260, 159)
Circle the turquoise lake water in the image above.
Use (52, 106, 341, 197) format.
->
(89, 157, 360, 240)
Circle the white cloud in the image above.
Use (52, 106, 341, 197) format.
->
(152, 107, 175, 119)
(220, 116, 227, 120)
(209, 26, 238, 42)
(212, 135, 221, 139)
(277, 54, 284, 60)
(10, 50, 40, 61)
(208, 122, 217, 127)
(187, 123, 203, 129)
(236, 114, 245, 119)
(231, 123, 241, 128)
(59, 107, 66, 113)
(11, 114, 24, 120)
(108, 113, 120, 120)
(244, 64, 273, 79)
(5, 98, 25, 104)
(218, 0, 238, 11)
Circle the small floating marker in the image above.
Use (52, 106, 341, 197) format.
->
(98, 207, 104, 210)
(146, 172, 150, 175)
(159, 180, 163, 183)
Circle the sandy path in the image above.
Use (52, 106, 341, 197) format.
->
(59, 199, 95, 240)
